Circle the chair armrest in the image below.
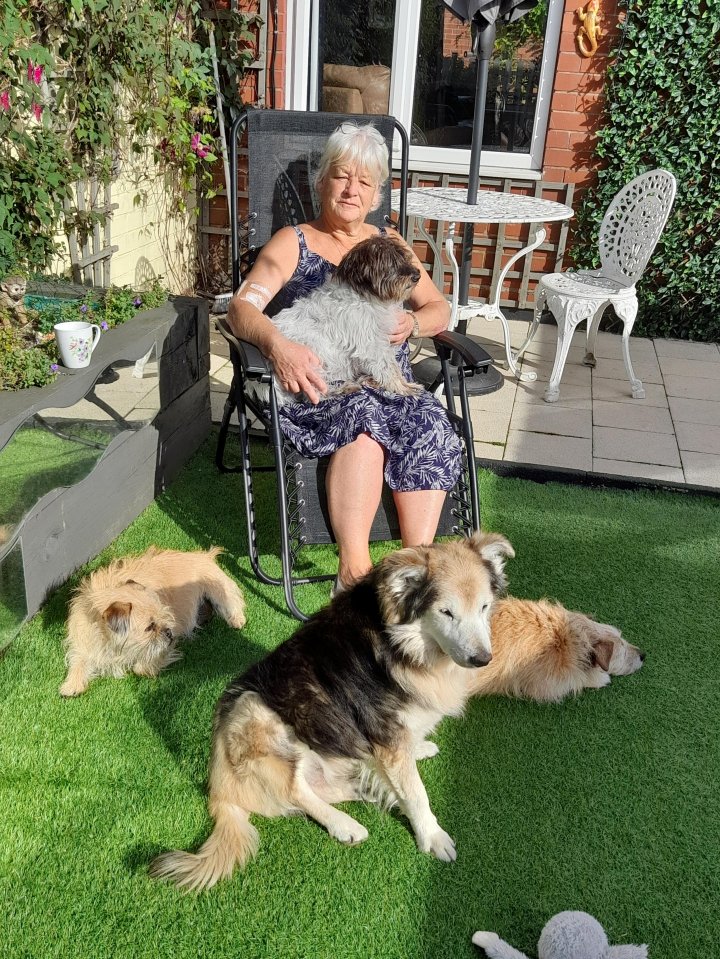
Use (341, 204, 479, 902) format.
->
(215, 317, 273, 380)
(430, 330, 494, 371)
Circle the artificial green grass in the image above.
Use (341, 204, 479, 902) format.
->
(1, 434, 719, 959)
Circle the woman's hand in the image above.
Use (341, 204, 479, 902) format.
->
(390, 309, 417, 345)
(268, 336, 328, 404)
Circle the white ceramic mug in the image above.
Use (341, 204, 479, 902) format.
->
(53, 321, 102, 369)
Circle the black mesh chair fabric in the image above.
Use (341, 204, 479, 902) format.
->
(218, 108, 496, 620)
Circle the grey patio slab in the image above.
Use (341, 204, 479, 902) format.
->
(465, 375, 518, 414)
(675, 422, 720, 456)
(591, 331, 656, 360)
(474, 440, 504, 460)
(210, 362, 234, 389)
(209, 329, 231, 359)
(514, 379, 592, 410)
(593, 400, 674, 434)
(510, 403, 592, 438)
(663, 375, 720, 402)
(210, 389, 236, 425)
(591, 376, 668, 407)
(668, 396, 720, 427)
(520, 359, 592, 385)
(469, 406, 512, 445)
(592, 458, 686, 484)
(504, 429, 592, 471)
(654, 339, 720, 361)
(657, 356, 720, 379)
(593, 356, 663, 384)
(593, 426, 681, 467)
(679, 451, 720, 488)
(519, 342, 587, 366)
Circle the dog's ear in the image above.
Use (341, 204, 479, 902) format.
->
(102, 601, 133, 635)
(376, 547, 432, 624)
(591, 636, 615, 671)
(467, 532, 515, 595)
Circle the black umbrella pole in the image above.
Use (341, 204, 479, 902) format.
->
(458, 20, 497, 317)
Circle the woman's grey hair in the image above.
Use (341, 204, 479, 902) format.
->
(314, 122, 389, 210)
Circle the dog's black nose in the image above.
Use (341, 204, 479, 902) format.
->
(410, 270, 420, 283)
(468, 653, 492, 667)
(640, 651, 646, 662)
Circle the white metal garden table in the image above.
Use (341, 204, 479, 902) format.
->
(392, 186, 574, 381)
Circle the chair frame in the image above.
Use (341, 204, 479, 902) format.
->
(217, 108, 497, 620)
(532, 169, 677, 402)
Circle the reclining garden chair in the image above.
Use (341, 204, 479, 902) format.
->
(215, 108, 501, 620)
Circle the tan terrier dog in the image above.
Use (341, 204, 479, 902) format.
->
(60, 547, 246, 697)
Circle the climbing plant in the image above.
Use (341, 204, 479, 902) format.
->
(0, 0, 260, 277)
(571, 0, 720, 342)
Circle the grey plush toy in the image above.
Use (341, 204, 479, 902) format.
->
(473, 911, 648, 959)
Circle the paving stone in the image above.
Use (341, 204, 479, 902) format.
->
(504, 430, 592, 470)
(593, 400, 674, 433)
(675, 422, 720, 456)
(654, 339, 720, 361)
(474, 441, 504, 461)
(210, 363, 234, 389)
(593, 426, 681, 467)
(210, 390, 236, 425)
(592, 458, 685, 483)
(668, 397, 720, 427)
(679, 451, 720, 488)
(510, 404, 592, 438)
(593, 355, 662, 384)
(469, 407, 512, 445)
(592, 331, 656, 360)
(663, 375, 720, 402)
(657, 356, 720, 379)
(591, 376, 668, 407)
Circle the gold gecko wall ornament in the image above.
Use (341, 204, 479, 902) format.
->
(577, 0, 601, 58)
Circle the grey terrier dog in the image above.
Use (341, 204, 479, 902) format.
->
(270, 235, 425, 405)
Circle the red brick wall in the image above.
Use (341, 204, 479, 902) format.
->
(543, 0, 621, 196)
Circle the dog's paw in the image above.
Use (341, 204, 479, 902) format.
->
(227, 611, 247, 629)
(420, 827, 457, 862)
(328, 813, 369, 846)
(415, 739, 440, 760)
(59, 678, 87, 697)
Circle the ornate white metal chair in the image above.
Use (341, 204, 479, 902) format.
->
(532, 169, 677, 402)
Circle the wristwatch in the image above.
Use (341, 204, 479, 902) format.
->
(406, 309, 420, 338)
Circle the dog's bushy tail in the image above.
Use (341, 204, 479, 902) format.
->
(149, 803, 259, 891)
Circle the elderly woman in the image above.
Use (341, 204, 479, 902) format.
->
(227, 122, 462, 591)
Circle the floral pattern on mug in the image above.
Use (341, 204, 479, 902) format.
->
(69, 336, 91, 363)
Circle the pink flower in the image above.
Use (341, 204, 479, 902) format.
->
(32, 102, 43, 121)
(0, 91, 9, 112)
(190, 132, 209, 159)
(27, 61, 43, 85)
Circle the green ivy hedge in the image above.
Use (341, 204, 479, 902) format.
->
(572, 0, 720, 342)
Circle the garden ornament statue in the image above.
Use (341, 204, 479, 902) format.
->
(577, 0, 601, 58)
(0, 275, 29, 328)
(473, 911, 648, 959)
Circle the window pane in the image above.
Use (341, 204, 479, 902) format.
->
(317, 0, 396, 116)
(412, 0, 549, 153)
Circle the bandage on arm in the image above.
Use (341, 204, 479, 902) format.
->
(235, 280, 273, 312)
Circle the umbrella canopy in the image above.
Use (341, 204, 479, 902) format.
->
(440, 0, 541, 305)
(442, 0, 539, 28)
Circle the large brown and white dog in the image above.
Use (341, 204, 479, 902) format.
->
(149, 531, 515, 890)
(469, 598, 645, 704)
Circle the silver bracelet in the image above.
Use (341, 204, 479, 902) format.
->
(406, 309, 420, 338)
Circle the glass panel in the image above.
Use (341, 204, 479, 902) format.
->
(412, 0, 548, 153)
(0, 348, 159, 545)
(318, 0, 396, 116)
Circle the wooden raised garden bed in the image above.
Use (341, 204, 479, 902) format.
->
(0, 297, 211, 649)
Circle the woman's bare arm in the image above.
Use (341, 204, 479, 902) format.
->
(226, 227, 328, 403)
(387, 233, 450, 344)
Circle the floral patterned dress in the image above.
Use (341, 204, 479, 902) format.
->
(268, 226, 462, 493)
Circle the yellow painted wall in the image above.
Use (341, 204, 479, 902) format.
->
(53, 152, 197, 296)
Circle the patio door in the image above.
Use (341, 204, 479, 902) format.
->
(289, 0, 562, 173)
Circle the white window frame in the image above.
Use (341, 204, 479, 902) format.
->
(285, 0, 563, 177)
